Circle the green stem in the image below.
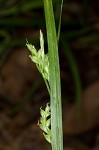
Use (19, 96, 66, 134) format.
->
(57, 0, 63, 45)
(43, 0, 63, 150)
(44, 78, 50, 95)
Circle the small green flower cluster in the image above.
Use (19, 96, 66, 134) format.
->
(26, 30, 49, 81)
(26, 30, 51, 143)
(38, 104, 51, 143)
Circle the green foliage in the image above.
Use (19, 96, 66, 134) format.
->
(27, 0, 63, 149)
(43, 0, 63, 149)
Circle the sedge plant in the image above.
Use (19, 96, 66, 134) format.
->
(26, 0, 63, 149)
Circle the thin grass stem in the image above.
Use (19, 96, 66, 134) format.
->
(44, 78, 50, 95)
(43, 0, 63, 149)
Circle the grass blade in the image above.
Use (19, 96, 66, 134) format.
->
(43, 0, 63, 149)
(57, 0, 63, 45)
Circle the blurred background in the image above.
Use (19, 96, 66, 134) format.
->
(0, 0, 99, 150)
